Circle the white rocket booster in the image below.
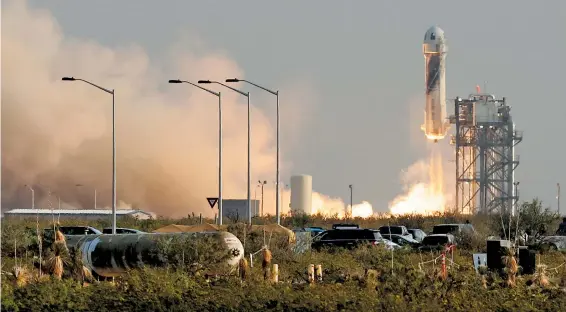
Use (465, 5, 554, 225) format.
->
(422, 26, 449, 142)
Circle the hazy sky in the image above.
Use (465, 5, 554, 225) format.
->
(6, 0, 566, 213)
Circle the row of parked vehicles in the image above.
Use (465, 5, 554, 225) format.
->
(296, 223, 475, 251)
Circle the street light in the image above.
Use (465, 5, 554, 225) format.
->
(62, 76, 117, 234)
(226, 78, 281, 225)
(24, 184, 35, 210)
(76, 184, 97, 209)
(199, 80, 252, 224)
(557, 183, 561, 215)
(258, 180, 267, 217)
(24, 184, 41, 275)
(349, 184, 353, 218)
(168, 79, 224, 225)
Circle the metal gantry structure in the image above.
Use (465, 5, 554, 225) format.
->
(450, 93, 523, 215)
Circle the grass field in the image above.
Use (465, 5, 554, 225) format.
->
(1, 200, 566, 311)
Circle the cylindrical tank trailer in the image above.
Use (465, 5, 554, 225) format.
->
(71, 231, 244, 278)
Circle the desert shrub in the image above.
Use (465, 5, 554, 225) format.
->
(391, 213, 426, 229)
(1, 222, 38, 257)
(490, 199, 560, 243)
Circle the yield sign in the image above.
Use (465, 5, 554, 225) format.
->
(207, 197, 219, 209)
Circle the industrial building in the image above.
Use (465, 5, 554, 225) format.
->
(3, 208, 156, 220)
(450, 93, 522, 215)
(221, 199, 260, 221)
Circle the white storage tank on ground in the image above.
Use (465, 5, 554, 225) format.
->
(290, 175, 312, 214)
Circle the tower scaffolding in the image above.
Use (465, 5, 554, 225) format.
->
(450, 94, 522, 214)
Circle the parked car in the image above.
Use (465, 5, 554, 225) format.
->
(556, 218, 566, 236)
(418, 234, 456, 251)
(378, 225, 412, 239)
(381, 234, 420, 248)
(43, 226, 102, 247)
(293, 227, 325, 238)
(332, 223, 360, 230)
(312, 228, 398, 250)
(432, 224, 475, 235)
(539, 236, 566, 251)
(102, 227, 145, 234)
(408, 229, 427, 243)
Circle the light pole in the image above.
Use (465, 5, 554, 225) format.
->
(168, 79, 223, 225)
(258, 180, 267, 217)
(199, 80, 252, 224)
(226, 78, 280, 225)
(558, 183, 561, 215)
(349, 184, 353, 218)
(24, 185, 35, 210)
(76, 184, 97, 209)
(63, 77, 116, 234)
(25, 184, 40, 275)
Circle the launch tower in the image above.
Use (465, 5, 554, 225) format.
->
(450, 94, 522, 215)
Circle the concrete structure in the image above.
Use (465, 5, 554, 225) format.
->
(221, 199, 259, 221)
(422, 26, 449, 142)
(290, 175, 313, 214)
(3, 209, 155, 220)
(450, 93, 522, 214)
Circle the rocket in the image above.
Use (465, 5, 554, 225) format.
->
(422, 26, 449, 142)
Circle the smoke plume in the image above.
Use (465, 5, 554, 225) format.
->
(2, 1, 380, 218)
(0, 0, 306, 217)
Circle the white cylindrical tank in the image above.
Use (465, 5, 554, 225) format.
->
(290, 175, 312, 214)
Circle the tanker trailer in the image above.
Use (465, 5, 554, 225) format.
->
(73, 231, 243, 278)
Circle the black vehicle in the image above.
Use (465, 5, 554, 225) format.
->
(418, 234, 455, 251)
(332, 224, 360, 230)
(432, 224, 475, 235)
(378, 225, 411, 237)
(312, 228, 383, 250)
(556, 218, 566, 236)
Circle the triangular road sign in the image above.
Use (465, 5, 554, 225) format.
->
(207, 197, 219, 208)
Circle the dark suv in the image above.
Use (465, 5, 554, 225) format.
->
(312, 229, 383, 250)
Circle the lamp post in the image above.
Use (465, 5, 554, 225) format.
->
(199, 80, 252, 224)
(349, 184, 353, 218)
(226, 78, 280, 225)
(63, 77, 116, 234)
(24, 184, 40, 275)
(75, 184, 97, 209)
(258, 180, 267, 217)
(558, 183, 561, 215)
(24, 184, 35, 210)
(168, 79, 223, 225)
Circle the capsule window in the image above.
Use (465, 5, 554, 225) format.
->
(430, 33, 436, 40)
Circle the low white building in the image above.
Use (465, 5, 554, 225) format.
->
(3, 208, 156, 220)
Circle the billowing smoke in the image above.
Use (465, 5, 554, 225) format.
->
(2, 1, 380, 219)
(0, 0, 314, 217)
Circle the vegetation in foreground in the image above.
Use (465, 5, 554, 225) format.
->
(1, 199, 566, 311)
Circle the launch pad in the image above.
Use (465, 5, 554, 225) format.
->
(450, 94, 523, 215)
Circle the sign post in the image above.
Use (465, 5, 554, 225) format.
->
(207, 197, 219, 209)
(207, 197, 219, 225)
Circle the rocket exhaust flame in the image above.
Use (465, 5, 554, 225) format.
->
(388, 148, 449, 216)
